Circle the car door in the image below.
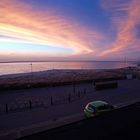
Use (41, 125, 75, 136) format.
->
(97, 104, 110, 113)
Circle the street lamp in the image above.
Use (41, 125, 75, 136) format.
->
(30, 62, 33, 74)
(30, 62, 33, 83)
(73, 72, 76, 94)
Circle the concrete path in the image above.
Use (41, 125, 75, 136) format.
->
(0, 79, 140, 139)
(19, 103, 140, 140)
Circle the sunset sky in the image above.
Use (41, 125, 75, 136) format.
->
(0, 0, 140, 61)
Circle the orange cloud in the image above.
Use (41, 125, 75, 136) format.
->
(0, 0, 103, 56)
(100, 0, 140, 57)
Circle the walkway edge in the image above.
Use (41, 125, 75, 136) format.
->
(0, 113, 85, 140)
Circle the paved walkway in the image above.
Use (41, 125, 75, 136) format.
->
(0, 79, 140, 139)
(19, 102, 140, 140)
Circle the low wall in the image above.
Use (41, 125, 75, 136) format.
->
(0, 113, 84, 140)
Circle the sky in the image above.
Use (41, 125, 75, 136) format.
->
(0, 0, 140, 61)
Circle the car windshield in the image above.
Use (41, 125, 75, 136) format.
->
(88, 104, 95, 112)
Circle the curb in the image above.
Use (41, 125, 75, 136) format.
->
(0, 113, 85, 140)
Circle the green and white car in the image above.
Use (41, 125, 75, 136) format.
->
(84, 100, 115, 118)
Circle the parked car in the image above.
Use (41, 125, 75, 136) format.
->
(84, 100, 116, 118)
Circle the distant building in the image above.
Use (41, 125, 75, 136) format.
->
(136, 64, 140, 79)
(125, 67, 133, 79)
(137, 64, 140, 69)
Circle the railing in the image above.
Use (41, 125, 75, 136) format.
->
(0, 88, 88, 114)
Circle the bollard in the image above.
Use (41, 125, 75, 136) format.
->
(51, 96, 53, 105)
(68, 94, 71, 102)
(29, 100, 32, 109)
(5, 104, 8, 113)
(78, 91, 80, 98)
(84, 88, 86, 95)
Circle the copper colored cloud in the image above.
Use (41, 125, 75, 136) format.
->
(0, 0, 103, 57)
(100, 0, 140, 57)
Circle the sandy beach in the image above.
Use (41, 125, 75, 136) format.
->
(0, 67, 139, 91)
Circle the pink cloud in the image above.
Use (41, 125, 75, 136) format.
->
(100, 0, 140, 57)
(0, 0, 104, 57)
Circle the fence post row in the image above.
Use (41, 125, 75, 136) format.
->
(1, 88, 89, 114)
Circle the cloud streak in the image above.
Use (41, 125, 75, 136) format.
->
(0, 0, 103, 58)
(0, 0, 139, 61)
(100, 0, 140, 57)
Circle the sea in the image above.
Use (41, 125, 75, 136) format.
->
(0, 61, 138, 76)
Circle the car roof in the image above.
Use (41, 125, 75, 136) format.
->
(88, 101, 108, 107)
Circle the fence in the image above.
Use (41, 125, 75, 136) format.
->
(0, 88, 89, 114)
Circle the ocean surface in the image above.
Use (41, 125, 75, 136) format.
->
(0, 61, 138, 76)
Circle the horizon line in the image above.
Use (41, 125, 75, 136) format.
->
(0, 60, 139, 63)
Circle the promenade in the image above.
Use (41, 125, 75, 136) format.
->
(20, 102, 140, 140)
(0, 79, 140, 139)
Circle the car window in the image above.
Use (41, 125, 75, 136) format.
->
(106, 104, 113, 109)
(98, 105, 108, 110)
(88, 104, 95, 112)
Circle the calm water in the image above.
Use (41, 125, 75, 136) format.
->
(0, 61, 137, 76)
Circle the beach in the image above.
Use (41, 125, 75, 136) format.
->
(0, 67, 138, 91)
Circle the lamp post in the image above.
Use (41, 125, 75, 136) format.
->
(73, 72, 76, 94)
(139, 67, 140, 79)
(30, 62, 33, 74)
(30, 62, 33, 83)
(124, 56, 127, 68)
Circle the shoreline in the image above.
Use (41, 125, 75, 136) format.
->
(0, 67, 138, 91)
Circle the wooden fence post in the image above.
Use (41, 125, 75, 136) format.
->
(68, 94, 71, 102)
(6, 104, 8, 113)
(78, 91, 80, 98)
(29, 100, 32, 109)
(51, 96, 53, 105)
(84, 88, 86, 95)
